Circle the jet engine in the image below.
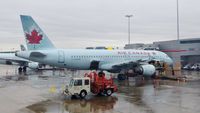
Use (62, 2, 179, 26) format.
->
(135, 64, 156, 76)
(28, 62, 39, 69)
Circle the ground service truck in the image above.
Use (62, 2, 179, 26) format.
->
(64, 71, 118, 99)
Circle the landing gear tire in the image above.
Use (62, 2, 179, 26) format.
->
(23, 66, 27, 72)
(18, 67, 22, 73)
(79, 91, 87, 99)
(106, 89, 113, 96)
(117, 74, 126, 80)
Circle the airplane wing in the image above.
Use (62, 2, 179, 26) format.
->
(99, 55, 164, 74)
(111, 61, 138, 70)
(100, 58, 150, 71)
(0, 57, 29, 65)
(0, 51, 16, 53)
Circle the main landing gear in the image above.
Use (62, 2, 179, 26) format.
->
(18, 66, 27, 73)
(117, 74, 126, 80)
(117, 70, 138, 81)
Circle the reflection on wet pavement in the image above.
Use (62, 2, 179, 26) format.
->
(26, 96, 118, 113)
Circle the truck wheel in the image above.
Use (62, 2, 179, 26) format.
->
(106, 89, 113, 96)
(79, 91, 87, 99)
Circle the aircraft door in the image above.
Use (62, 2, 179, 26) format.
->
(58, 50, 65, 63)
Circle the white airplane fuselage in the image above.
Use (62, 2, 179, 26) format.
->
(17, 49, 173, 72)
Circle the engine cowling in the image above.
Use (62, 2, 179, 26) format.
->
(135, 64, 156, 76)
(28, 62, 39, 69)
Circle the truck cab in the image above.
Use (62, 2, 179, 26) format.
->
(64, 77, 90, 98)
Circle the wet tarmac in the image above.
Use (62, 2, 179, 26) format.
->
(0, 65, 200, 113)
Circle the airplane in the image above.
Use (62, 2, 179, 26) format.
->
(0, 45, 41, 72)
(15, 15, 173, 77)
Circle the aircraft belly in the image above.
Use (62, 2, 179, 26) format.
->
(70, 59, 90, 69)
(0, 60, 6, 64)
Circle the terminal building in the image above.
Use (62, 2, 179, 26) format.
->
(124, 38, 200, 66)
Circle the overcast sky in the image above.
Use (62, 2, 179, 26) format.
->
(0, 0, 200, 50)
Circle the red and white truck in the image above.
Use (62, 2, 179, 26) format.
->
(64, 71, 118, 99)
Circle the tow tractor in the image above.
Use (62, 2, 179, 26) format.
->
(64, 71, 118, 99)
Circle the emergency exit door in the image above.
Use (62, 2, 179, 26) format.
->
(58, 50, 65, 63)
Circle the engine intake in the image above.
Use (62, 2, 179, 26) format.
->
(135, 64, 156, 76)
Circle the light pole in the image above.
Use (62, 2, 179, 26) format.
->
(176, 0, 180, 41)
(125, 15, 133, 44)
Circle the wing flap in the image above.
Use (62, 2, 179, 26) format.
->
(100, 61, 137, 70)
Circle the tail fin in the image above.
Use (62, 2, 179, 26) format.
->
(20, 15, 55, 50)
(20, 44, 26, 51)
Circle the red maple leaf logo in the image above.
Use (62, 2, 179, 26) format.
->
(26, 29, 43, 44)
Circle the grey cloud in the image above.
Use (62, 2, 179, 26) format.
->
(0, 0, 200, 50)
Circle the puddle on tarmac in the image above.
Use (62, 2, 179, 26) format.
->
(26, 96, 118, 113)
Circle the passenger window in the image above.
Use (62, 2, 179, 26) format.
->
(85, 80, 89, 85)
(74, 80, 82, 86)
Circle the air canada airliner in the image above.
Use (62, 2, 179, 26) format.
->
(16, 15, 173, 77)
